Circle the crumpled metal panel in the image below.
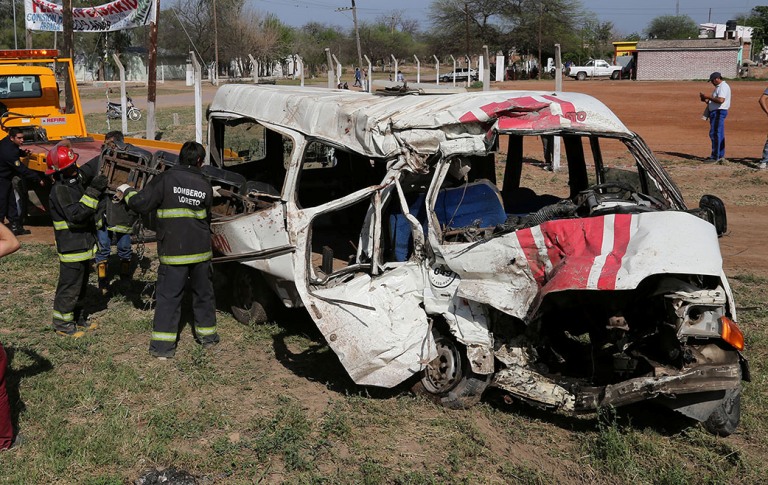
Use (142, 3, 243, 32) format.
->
(306, 265, 436, 387)
(208, 85, 632, 162)
(423, 266, 495, 374)
(435, 211, 724, 321)
(211, 204, 294, 281)
(493, 343, 576, 411)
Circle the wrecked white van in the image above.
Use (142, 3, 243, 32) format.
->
(181, 86, 746, 435)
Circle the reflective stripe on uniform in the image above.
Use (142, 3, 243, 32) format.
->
(151, 331, 177, 342)
(124, 191, 137, 203)
(80, 194, 98, 209)
(109, 225, 133, 233)
(196, 326, 217, 336)
(156, 208, 207, 220)
(53, 220, 87, 231)
(59, 247, 96, 262)
(158, 251, 212, 265)
(53, 310, 74, 322)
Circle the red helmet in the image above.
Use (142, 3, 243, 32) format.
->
(45, 146, 79, 175)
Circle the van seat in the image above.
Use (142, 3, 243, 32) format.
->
(389, 179, 507, 262)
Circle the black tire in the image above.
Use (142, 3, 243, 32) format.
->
(703, 387, 741, 437)
(412, 333, 492, 409)
(610, 71, 620, 80)
(229, 266, 274, 325)
(576, 71, 587, 81)
(128, 108, 142, 121)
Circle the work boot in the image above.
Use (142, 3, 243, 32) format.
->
(119, 259, 132, 279)
(10, 223, 30, 236)
(54, 324, 85, 339)
(97, 262, 109, 295)
(76, 315, 99, 332)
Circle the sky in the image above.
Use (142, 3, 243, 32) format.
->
(250, 0, 765, 35)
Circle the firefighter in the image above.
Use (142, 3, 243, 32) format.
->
(47, 141, 108, 337)
(91, 132, 144, 294)
(0, 127, 45, 235)
(119, 141, 219, 359)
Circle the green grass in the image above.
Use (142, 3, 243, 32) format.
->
(1, 231, 767, 482)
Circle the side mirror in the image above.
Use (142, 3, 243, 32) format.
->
(699, 194, 727, 236)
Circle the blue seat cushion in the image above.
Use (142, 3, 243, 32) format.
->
(389, 180, 506, 261)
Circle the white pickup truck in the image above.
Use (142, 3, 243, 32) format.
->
(566, 59, 622, 80)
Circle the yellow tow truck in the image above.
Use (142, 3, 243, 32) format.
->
(0, 48, 179, 220)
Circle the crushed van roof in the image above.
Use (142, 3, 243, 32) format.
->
(208, 85, 633, 159)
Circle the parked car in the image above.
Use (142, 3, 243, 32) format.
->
(566, 59, 623, 80)
(440, 67, 479, 82)
(103, 86, 747, 436)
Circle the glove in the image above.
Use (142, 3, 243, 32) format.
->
(212, 185, 222, 197)
(113, 183, 133, 202)
(89, 174, 108, 193)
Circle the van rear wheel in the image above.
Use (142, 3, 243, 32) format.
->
(230, 267, 273, 325)
(412, 333, 491, 409)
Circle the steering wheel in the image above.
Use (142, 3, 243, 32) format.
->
(577, 182, 654, 216)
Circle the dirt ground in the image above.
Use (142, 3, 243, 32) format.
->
(22, 79, 768, 277)
(5, 79, 768, 483)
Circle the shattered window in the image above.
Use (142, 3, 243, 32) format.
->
(221, 121, 266, 166)
(297, 141, 387, 208)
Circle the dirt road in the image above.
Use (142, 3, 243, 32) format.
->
(24, 79, 768, 276)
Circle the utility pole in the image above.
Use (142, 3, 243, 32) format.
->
(537, 1, 544, 80)
(213, 0, 219, 85)
(62, 0, 75, 113)
(676, 0, 680, 16)
(464, 3, 470, 59)
(336, 1, 363, 71)
(147, 0, 160, 140)
(352, 1, 363, 72)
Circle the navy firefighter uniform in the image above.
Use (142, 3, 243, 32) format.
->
(0, 129, 43, 235)
(47, 145, 108, 336)
(123, 141, 219, 358)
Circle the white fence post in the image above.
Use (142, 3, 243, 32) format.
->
(450, 55, 456, 86)
(325, 48, 334, 89)
(112, 53, 128, 134)
(414, 55, 420, 83)
(363, 54, 372, 92)
(433, 55, 439, 85)
(331, 54, 342, 86)
(390, 54, 398, 83)
(190, 51, 203, 144)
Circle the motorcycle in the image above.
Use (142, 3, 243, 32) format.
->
(106, 89, 142, 121)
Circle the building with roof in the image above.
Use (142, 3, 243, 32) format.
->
(635, 39, 740, 81)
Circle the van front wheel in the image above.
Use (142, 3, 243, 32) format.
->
(412, 333, 491, 409)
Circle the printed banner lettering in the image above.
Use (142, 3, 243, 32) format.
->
(24, 0, 156, 32)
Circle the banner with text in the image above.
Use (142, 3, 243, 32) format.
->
(24, 0, 156, 32)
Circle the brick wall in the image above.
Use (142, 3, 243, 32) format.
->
(637, 49, 739, 80)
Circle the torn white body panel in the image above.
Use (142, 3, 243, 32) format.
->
(303, 264, 435, 387)
(208, 86, 632, 161)
(211, 204, 295, 281)
(432, 211, 724, 320)
(423, 264, 495, 374)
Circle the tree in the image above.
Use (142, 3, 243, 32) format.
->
(427, 0, 507, 57)
(644, 15, 698, 40)
(736, 6, 768, 59)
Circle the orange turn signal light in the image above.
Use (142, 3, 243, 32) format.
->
(719, 316, 744, 351)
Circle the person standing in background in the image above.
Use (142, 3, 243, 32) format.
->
(757, 85, 768, 169)
(700, 72, 731, 163)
